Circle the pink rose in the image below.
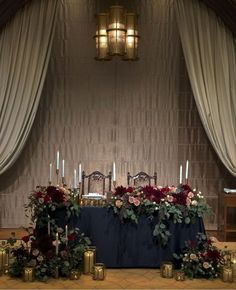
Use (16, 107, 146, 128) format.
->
(186, 197, 191, 206)
(129, 196, 134, 204)
(133, 198, 140, 206)
(167, 195, 174, 203)
(188, 192, 194, 198)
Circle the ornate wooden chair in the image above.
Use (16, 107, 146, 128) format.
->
(127, 171, 157, 187)
(81, 170, 112, 195)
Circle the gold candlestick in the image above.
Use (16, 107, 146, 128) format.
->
(93, 263, 106, 280)
(56, 169, 59, 186)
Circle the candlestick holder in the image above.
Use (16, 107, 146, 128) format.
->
(48, 181, 52, 185)
(185, 178, 188, 185)
(56, 169, 59, 186)
(113, 181, 117, 189)
(62, 177, 67, 187)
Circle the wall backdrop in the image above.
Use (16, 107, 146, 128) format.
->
(0, 0, 235, 229)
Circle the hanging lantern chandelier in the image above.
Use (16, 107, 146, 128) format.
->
(94, 5, 139, 61)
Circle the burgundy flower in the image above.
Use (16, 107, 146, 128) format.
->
(47, 186, 65, 203)
(44, 195, 51, 204)
(22, 235, 30, 243)
(127, 187, 134, 193)
(68, 233, 76, 241)
(36, 191, 44, 199)
(206, 249, 221, 261)
(114, 186, 127, 196)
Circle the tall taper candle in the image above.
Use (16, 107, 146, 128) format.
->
(56, 151, 60, 170)
(48, 215, 50, 236)
(74, 169, 77, 189)
(55, 233, 59, 255)
(113, 162, 116, 181)
(65, 225, 68, 245)
(62, 159, 65, 178)
(185, 160, 189, 180)
(49, 163, 52, 183)
(179, 165, 182, 184)
(78, 163, 82, 183)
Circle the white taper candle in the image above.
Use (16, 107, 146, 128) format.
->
(78, 163, 82, 183)
(179, 165, 183, 184)
(185, 160, 189, 180)
(56, 151, 60, 170)
(49, 163, 52, 182)
(74, 169, 77, 189)
(113, 162, 116, 181)
(62, 159, 65, 177)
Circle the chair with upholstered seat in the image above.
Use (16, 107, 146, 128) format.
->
(81, 170, 112, 195)
(127, 171, 157, 187)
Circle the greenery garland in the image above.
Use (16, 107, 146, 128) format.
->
(107, 184, 211, 245)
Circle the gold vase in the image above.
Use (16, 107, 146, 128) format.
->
(160, 262, 174, 278)
(23, 267, 34, 282)
(70, 269, 80, 280)
(93, 263, 106, 280)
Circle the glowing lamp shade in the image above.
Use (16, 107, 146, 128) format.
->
(94, 13, 111, 60)
(123, 13, 139, 61)
(94, 5, 139, 61)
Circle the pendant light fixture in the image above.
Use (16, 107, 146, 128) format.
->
(94, 5, 139, 61)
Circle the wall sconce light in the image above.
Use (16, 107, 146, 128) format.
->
(94, 5, 139, 61)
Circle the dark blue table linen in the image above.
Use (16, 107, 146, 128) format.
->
(65, 207, 205, 268)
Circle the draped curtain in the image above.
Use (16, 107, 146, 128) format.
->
(175, 0, 236, 176)
(0, 0, 58, 174)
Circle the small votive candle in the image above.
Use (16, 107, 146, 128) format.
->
(222, 267, 233, 283)
(93, 263, 106, 280)
(175, 270, 185, 281)
(70, 269, 80, 280)
(23, 267, 34, 282)
(161, 262, 174, 278)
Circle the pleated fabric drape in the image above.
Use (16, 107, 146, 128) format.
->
(0, 0, 58, 174)
(175, 0, 236, 176)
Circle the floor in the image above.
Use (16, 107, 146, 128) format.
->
(0, 229, 236, 289)
(0, 268, 236, 290)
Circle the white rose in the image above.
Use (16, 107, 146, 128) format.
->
(191, 200, 198, 206)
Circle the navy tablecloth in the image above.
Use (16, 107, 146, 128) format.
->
(67, 207, 205, 268)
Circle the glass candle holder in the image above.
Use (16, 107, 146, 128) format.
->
(93, 263, 106, 280)
(175, 270, 185, 281)
(160, 262, 174, 278)
(23, 267, 34, 282)
(222, 267, 233, 283)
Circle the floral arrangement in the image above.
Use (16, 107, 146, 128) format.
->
(173, 233, 223, 279)
(8, 186, 91, 281)
(107, 184, 210, 245)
